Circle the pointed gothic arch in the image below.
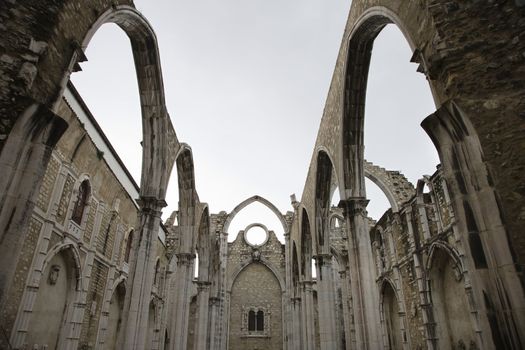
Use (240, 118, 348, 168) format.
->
(223, 195, 288, 234)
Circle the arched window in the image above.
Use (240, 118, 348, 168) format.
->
(247, 309, 264, 332)
(154, 259, 161, 285)
(248, 310, 256, 331)
(71, 180, 90, 225)
(124, 230, 133, 263)
(256, 310, 264, 331)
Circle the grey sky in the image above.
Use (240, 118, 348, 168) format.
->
(71, 1, 437, 242)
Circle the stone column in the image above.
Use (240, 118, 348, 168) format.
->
(208, 296, 221, 350)
(339, 269, 354, 350)
(340, 198, 382, 350)
(284, 231, 292, 350)
(0, 104, 67, 310)
(168, 252, 195, 350)
(314, 253, 339, 350)
(301, 280, 316, 350)
(291, 296, 302, 350)
(118, 197, 165, 349)
(195, 281, 212, 350)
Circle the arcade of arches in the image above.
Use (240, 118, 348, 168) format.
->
(0, 1, 524, 349)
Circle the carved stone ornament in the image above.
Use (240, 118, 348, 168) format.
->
(252, 248, 261, 262)
(410, 302, 418, 319)
(48, 264, 61, 285)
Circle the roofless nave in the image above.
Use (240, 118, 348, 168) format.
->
(0, 1, 524, 350)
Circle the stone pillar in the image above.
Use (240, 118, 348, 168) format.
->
(168, 252, 195, 350)
(314, 253, 339, 350)
(291, 296, 302, 350)
(208, 296, 221, 350)
(284, 231, 292, 350)
(195, 281, 212, 350)
(301, 280, 316, 350)
(339, 269, 354, 350)
(117, 197, 165, 349)
(340, 198, 382, 350)
(0, 104, 67, 310)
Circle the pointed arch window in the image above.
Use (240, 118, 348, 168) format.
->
(256, 310, 264, 331)
(72, 180, 90, 225)
(246, 308, 266, 333)
(154, 259, 161, 285)
(248, 310, 256, 331)
(124, 230, 133, 263)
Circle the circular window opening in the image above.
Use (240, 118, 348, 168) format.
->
(244, 225, 268, 247)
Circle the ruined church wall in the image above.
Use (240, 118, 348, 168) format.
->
(1, 90, 168, 349)
(226, 230, 285, 350)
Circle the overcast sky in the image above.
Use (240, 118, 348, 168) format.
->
(71, 0, 438, 242)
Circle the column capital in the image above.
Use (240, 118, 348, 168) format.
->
(175, 252, 196, 266)
(313, 253, 333, 261)
(209, 296, 221, 306)
(137, 196, 167, 216)
(196, 281, 211, 291)
(313, 253, 333, 267)
(338, 197, 369, 217)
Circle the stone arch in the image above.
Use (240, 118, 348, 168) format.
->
(223, 195, 288, 234)
(364, 161, 415, 212)
(378, 278, 406, 350)
(425, 242, 475, 349)
(341, 6, 436, 199)
(300, 207, 313, 280)
(426, 241, 464, 282)
(10, 242, 83, 348)
(75, 5, 177, 200)
(227, 258, 286, 293)
(315, 150, 337, 253)
(196, 205, 211, 281)
(292, 242, 300, 294)
(174, 144, 198, 252)
(104, 279, 127, 350)
(42, 241, 83, 291)
(329, 212, 344, 230)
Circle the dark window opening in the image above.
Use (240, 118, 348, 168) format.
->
(256, 310, 264, 331)
(248, 309, 264, 332)
(248, 310, 256, 331)
(72, 180, 90, 224)
(124, 230, 133, 263)
(154, 259, 161, 285)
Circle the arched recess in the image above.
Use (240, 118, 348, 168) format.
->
(11, 243, 83, 348)
(227, 257, 286, 293)
(315, 150, 337, 253)
(342, 7, 435, 199)
(379, 279, 405, 350)
(196, 205, 211, 281)
(106, 281, 126, 350)
(292, 242, 300, 295)
(300, 208, 313, 280)
(223, 195, 288, 235)
(425, 243, 474, 349)
(174, 144, 198, 253)
(422, 100, 525, 347)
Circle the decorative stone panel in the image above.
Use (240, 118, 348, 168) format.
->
(36, 156, 60, 213)
(83, 201, 98, 244)
(56, 174, 75, 225)
(0, 217, 42, 340)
